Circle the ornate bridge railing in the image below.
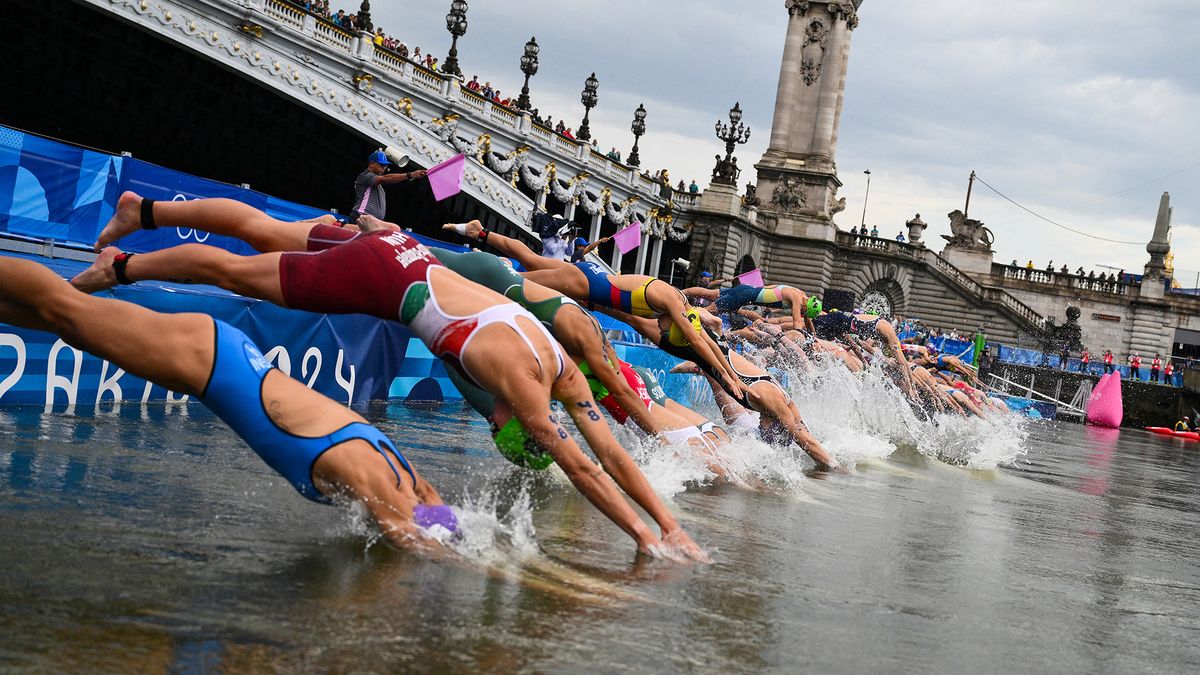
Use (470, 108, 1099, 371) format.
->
(85, 0, 698, 273)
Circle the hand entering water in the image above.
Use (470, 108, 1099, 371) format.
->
(662, 529, 711, 564)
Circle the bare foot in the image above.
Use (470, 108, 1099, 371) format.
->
(71, 247, 124, 293)
(440, 219, 482, 239)
(356, 214, 401, 233)
(94, 192, 144, 252)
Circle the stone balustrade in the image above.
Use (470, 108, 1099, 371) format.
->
(992, 263, 1132, 296)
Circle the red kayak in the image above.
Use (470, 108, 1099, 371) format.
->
(1145, 427, 1200, 440)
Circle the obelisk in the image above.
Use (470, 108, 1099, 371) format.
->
(754, 0, 861, 240)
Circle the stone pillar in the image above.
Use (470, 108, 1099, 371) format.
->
(754, 0, 861, 241)
(650, 236, 664, 278)
(635, 232, 650, 274)
(589, 212, 601, 246)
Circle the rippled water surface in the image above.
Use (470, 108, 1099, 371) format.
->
(2, 395, 1199, 672)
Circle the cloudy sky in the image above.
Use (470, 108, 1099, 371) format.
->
(372, 0, 1199, 281)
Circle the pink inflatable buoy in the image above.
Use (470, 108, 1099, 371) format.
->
(1085, 373, 1123, 428)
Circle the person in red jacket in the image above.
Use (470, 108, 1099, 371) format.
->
(1103, 349, 1114, 374)
(1080, 348, 1090, 374)
(1150, 354, 1162, 383)
(1129, 353, 1142, 380)
(1164, 361, 1175, 386)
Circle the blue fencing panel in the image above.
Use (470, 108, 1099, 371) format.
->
(0, 129, 124, 244)
(0, 124, 333, 254)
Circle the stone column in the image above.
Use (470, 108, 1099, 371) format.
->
(635, 232, 650, 274)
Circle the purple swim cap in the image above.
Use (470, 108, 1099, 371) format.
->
(412, 504, 459, 534)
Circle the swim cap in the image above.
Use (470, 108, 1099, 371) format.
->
(492, 417, 554, 470)
(804, 296, 823, 318)
(413, 504, 458, 535)
(368, 149, 392, 166)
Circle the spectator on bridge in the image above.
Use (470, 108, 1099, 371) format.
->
(1165, 361, 1175, 385)
(1046, 260, 1054, 272)
(466, 75, 480, 91)
(531, 213, 573, 261)
(563, 127, 576, 140)
(850, 225, 859, 237)
(1080, 348, 1090, 373)
(350, 150, 427, 224)
(1011, 259, 1019, 266)
(1026, 260, 1034, 270)
(677, 180, 687, 192)
(1150, 354, 1162, 382)
(396, 42, 409, 59)
(896, 230, 906, 242)
(572, 236, 609, 263)
(412, 46, 423, 63)
(1128, 353, 1142, 380)
(870, 225, 879, 238)
(555, 120, 566, 134)
(1060, 264, 1069, 274)
(430, 58, 439, 72)
(332, 9, 346, 26)
(481, 82, 494, 99)
(689, 180, 699, 193)
(1103, 349, 1114, 374)
(1059, 344, 1070, 370)
(1076, 266, 1085, 276)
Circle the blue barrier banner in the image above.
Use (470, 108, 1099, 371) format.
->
(0, 125, 331, 254)
(0, 129, 124, 244)
(0, 254, 461, 408)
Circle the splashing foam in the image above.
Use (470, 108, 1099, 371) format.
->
(789, 353, 1030, 469)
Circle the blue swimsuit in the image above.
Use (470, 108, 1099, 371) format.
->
(715, 284, 762, 313)
(200, 320, 416, 503)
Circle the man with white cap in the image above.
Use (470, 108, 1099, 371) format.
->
(350, 149, 427, 223)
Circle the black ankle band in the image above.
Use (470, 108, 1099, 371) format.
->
(140, 199, 158, 230)
(113, 252, 135, 285)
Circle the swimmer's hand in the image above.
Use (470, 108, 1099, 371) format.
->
(662, 528, 711, 564)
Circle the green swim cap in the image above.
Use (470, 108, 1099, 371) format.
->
(804, 296, 823, 318)
(492, 417, 554, 470)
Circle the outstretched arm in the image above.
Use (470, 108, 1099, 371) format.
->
(586, 344, 660, 433)
(580, 236, 610, 257)
(555, 368, 708, 562)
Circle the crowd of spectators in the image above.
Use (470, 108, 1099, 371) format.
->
(1008, 257, 1128, 289)
(285, 1, 693, 190)
(847, 224, 909, 242)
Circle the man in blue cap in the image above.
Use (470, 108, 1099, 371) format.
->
(571, 234, 609, 262)
(351, 149, 427, 223)
(700, 270, 724, 288)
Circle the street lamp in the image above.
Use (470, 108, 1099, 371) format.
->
(577, 72, 599, 141)
(860, 169, 871, 229)
(516, 37, 539, 111)
(628, 103, 647, 167)
(711, 102, 751, 185)
(442, 0, 468, 78)
(357, 0, 373, 32)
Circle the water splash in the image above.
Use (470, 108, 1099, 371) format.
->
(786, 353, 1030, 469)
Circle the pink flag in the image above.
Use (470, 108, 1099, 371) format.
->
(427, 153, 465, 201)
(737, 268, 764, 287)
(613, 221, 642, 254)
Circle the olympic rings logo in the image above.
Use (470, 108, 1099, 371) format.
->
(171, 194, 210, 242)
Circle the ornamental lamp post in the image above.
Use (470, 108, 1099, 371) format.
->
(711, 102, 750, 185)
(357, 0, 373, 32)
(860, 169, 871, 229)
(577, 72, 599, 141)
(628, 103, 647, 167)
(516, 37, 539, 111)
(442, 0, 468, 78)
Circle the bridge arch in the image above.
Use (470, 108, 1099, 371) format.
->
(848, 260, 912, 317)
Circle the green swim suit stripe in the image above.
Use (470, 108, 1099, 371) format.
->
(400, 282, 430, 325)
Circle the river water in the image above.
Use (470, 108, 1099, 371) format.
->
(2, 368, 1199, 672)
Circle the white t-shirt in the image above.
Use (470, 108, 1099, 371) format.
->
(542, 236, 570, 261)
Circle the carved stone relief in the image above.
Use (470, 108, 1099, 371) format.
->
(801, 19, 829, 86)
(770, 176, 806, 213)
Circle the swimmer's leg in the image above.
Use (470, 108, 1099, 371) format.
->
(0, 258, 214, 394)
(750, 383, 838, 469)
(96, 192, 320, 253)
(73, 244, 285, 303)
